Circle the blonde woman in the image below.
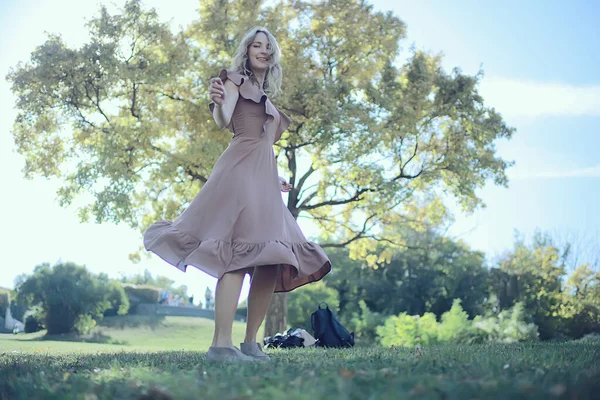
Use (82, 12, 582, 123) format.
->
(144, 27, 332, 362)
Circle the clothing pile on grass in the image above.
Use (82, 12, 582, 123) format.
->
(263, 303, 355, 349)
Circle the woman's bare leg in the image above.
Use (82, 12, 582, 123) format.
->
(244, 264, 278, 343)
(211, 269, 246, 347)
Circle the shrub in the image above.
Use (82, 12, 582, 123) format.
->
(438, 299, 472, 343)
(15, 262, 111, 334)
(24, 306, 45, 333)
(123, 284, 161, 305)
(377, 299, 539, 347)
(103, 281, 130, 316)
(472, 302, 538, 343)
(341, 300, 386, 344)
(376, 311, 440, 347)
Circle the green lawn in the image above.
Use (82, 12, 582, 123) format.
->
(1, 316, 599, 399)
(0, 315, 251, 353)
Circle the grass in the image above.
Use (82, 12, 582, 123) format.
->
(1, 315, 252, 353)
(1, 316, 599, 399)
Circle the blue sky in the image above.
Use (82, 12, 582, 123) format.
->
(373, 0, 600, 261)
(0, 0, 598, 301)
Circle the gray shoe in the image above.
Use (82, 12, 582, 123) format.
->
(206, 346, 257, 363)
(240, 342, 271, 361)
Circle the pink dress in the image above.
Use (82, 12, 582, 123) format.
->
(143, 69, 331, 292)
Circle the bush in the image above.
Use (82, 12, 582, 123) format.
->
(288, 281, 339, 329)
(438, 299, 472, 343)
(15, 262, 112, 334)
(471, 302, 539, 343)
(377, 299, 539, 347)
(578, 333, 600, 342)
(74, 314, 97, 335)
(103, 281, 130, 316)
(376, 311, 440, 347)
(340, 300, 386, 344)
(123, 284, 161, 309)
(24, 306, 45, 333)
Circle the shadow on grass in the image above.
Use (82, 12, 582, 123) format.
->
(97, 314, 167, 330)
(17, 331, 128, 345)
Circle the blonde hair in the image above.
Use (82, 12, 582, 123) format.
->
(230, 26, 282, 98)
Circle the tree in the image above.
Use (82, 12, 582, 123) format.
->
(490, 232, 567, 339)
(15, 262, 113, 334)
(325, 229, 489, 319)
(7, 0, 514, 335)
(562, 264, 600, 338)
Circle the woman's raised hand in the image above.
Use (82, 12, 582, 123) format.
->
(209, 77, 226, 106)
(279, 176, 293, 192)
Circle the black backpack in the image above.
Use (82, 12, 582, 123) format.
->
(311, 303, 355, 348)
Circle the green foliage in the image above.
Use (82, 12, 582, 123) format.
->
(0, 289, 9, 318)
(471, 302, 539, 343)
(73, 315, 97, 335)
(120, 269, 188, 300)
(103, 280, 130, 316)
(123, 284, 161, 310)
(438, 299, 472, 343)
(287, 281, 339, 329)
(326, 233, 489, 320)
(376, 311, 440, 348)
(377, 299, 538, 347)
(10, 300, 27, 322)
(489, 231, 600, 340)
(24, 306, 45, 333)
(559, 263, 600, 338)
(14, 262, 113, 334)
(340, 300, 386, 344)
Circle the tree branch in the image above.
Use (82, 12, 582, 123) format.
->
(296, 164, 315, 192)
(150, 144, 207, 182)
(298, 189, 318, 209)
(130, 82, 140, 120)
(144, 88, 200, 107)
(301, 187, 375, 210)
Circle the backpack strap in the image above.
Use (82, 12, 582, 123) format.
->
(327, 308, 354, 347)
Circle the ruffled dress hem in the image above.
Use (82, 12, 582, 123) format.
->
(144, 220, 331, 293)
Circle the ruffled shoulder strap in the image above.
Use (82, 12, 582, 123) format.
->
(217, 69, 266, 103)
(274, 109, 292, 143)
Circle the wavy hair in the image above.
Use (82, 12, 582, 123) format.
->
(230, 26, 282, 98)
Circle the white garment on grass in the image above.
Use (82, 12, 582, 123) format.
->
(4, 307, 24, 331)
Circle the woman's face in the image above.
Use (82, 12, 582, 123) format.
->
(247, 32, 271, 73)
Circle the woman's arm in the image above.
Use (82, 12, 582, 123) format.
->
(211, 79, 240, 129)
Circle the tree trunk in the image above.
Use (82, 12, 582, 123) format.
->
(264, 292, 288, 336)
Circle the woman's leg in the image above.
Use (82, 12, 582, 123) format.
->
(244, 264, 279, 343)
(212, 269, 246, 347)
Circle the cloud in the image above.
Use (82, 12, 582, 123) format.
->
(478, 78, 600, 119)
(511, 164, 600, 180)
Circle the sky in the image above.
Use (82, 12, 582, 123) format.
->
(0, 0, 598, 303)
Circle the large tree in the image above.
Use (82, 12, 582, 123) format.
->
(7, 0, 514, 335)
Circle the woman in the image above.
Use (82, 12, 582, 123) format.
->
(143, 27, 332, 362)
